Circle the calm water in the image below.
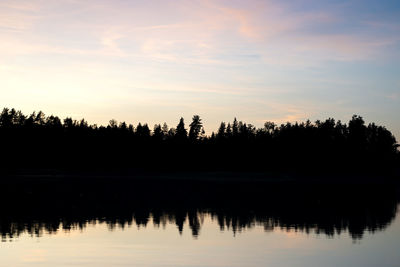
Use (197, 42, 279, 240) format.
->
(0, 207, 399, 267)
(0, 176, 399, 266)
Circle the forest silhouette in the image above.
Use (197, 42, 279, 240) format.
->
(0, 107, 398, 174)
(1, 108, 399, 242)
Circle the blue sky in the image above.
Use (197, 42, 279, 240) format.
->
(0, 0, 399, 138)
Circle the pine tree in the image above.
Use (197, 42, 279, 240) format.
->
(189, 115, 203, 141)
(175, 117, 187, 141)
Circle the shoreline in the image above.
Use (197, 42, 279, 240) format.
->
(1, 169, 399, 186)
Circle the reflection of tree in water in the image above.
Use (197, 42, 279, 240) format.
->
(0, 109, 399, 240)
(207, 202, 398, 240)
(1, 191, 398, 241)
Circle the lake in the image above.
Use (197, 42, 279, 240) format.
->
(0, 175, 399, 266)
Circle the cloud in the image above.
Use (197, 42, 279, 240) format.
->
(385, 93, 399, 100)
(0, 0, 399, 141)
(0, 1, 39, 32)
(1, 0, 397, 67)
(255, 101, 316, 124)
(0, 1, 40, 11)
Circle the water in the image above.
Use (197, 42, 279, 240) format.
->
(0, 176, 399, 266)
(1, 206, 400, 267)
(0, 211, 398, 267)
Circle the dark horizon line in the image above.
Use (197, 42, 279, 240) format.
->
(1, 107, 398, 140)
(1, 106, 399, 174)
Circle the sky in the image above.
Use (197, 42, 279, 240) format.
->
(0, 0, 399, 138)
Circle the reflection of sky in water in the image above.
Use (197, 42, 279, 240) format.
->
(1, 212, 400, 267)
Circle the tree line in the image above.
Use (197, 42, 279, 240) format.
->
(0, 107, 398, 173)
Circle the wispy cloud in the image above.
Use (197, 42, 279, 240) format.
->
(0, 2, 39, 31)
(385, 92, 399, 101)
(0, 0, 399, 138)
(1, 0, 397, 65)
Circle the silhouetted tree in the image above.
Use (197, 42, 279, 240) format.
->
(109, 119, 118, 129)
(264, 121, 275, 135)
(232, 118, 239, 137)
(189, 115, 203, 141)
(175, 117, 187, 141)
(119, 122, 128, 131)
(136, 123, 150, 138)
(217, 122, 226, 139)
(161, 123, 169, 139)
(153, 124, 163, 141)
(0, 108, 12, 127)
(226, 123, 232, 138)
(168, 127, 176, 138)
(0, 107, 398, 174)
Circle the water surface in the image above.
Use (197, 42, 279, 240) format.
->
(1, 209, 400, 267)
(0, 175, 399, 266)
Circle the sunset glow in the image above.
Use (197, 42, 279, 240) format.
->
(1, 0, 399, 136)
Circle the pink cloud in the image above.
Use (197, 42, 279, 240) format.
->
(0, 0, 397, 66)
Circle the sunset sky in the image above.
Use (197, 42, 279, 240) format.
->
(1, 0, 399, 138)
